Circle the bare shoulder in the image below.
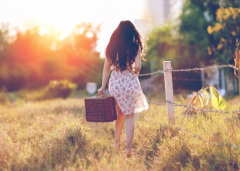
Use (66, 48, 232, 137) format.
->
(104, 57, 112, 69)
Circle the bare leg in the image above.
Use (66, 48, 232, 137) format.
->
(115, 109, 124, 144)
(125, 114, 135, 151)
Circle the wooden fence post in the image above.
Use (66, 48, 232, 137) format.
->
(236, 38, 240, 96)
(238, 51, 240, 97)
(163, 61, 175, 124)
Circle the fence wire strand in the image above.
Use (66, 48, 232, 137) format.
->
(146, 99, 166, 106)
(136, 113, 240, 149)
(166, 100, 240, 114)
(175, 127, 240, 149)
(138, 64, 240, 149)
(139, 64, 239, 77)
(147, 99, 240, 114)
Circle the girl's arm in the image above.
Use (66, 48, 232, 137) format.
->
(135, 48, 142, 75)
(97, 57, 111, 95)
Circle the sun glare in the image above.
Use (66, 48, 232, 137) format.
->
(26, 0, 88, 34)
(0, 0, 144, 56)
(59, 32, 69, 40)
(86, 32, 94, 38)
(39, 27, 49, 36)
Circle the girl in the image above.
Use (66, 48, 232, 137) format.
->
(97, 20, 148, 156)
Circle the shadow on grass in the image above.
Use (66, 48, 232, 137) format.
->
(9, 128, 89, 171)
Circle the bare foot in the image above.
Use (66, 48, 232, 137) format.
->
(113, 142, 120, 148)
(126, 148, 133, 157)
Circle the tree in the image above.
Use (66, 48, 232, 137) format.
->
(0, 23, 104, 91)
(145, 0, 219, 69)
(143, 0, 240, 91)
(144, 25, 203, 90)
(181, 0, 240, 64)
(178, 0, 219, 66)
(145, 26, 175, 70)
(207, 7, 240, 63)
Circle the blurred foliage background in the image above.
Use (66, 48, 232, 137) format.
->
(143, 0, 240, 90)
(144, 0, 240, 69)
(0, 0, 239, 94)
(0, 23, 104, 91)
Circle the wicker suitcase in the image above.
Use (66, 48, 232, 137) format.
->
(84, 95, 117, 122)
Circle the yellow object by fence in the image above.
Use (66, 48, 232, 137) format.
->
(209, 86, 228, 111)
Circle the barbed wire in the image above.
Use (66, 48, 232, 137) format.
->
(175, 127, 240, 149)
(139, 64, 239, 77)
(173, 77, 234, 82)
(146, 99, 240, 114)
(138, 64, 240, 149)
(146, 99, 166, 105)
(137, 113, 166, 127)
(136, 113, 240, 149)
(139, 70, 164, 77)
(166, 100, 240, 114)
(170, 64, 239, 72)
(173, 78, 202, 81)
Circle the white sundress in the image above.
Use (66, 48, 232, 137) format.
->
(109, 66, 149, 115)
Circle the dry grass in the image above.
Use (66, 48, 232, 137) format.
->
(0, 92, 240, 171)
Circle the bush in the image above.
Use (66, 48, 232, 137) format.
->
(40, 79, 77, 100)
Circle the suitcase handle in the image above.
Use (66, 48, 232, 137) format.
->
(97, 91, 105, 97)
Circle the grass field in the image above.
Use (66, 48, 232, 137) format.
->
(0, 91, 240, 170)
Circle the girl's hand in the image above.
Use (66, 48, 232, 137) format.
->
(135, 71, 139, 75)
(97, 87, 105, 96)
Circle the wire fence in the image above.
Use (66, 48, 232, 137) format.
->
(140, 63, 240, 114)
(138, 64, 239, 77)
(137, 64, 240, 150)
(146, 99, 240, 114)
(137, 113, 240, 150)
(173, 77, 202, 81)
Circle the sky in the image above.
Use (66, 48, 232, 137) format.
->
(0, 0, 144, 57)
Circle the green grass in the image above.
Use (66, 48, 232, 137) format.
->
(0, 91, 240, 170)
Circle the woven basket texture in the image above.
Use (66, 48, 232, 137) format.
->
(85, 96, 117, 122)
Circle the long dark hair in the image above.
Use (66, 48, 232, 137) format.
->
(106, 20, 145, 71)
